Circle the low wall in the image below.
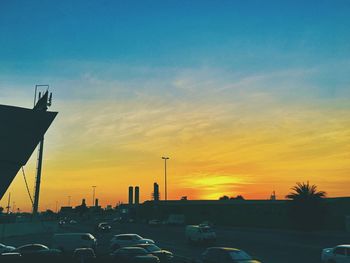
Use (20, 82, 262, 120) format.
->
(0, 221, 58, 239)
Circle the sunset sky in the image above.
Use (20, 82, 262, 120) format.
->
(0, 1, 349, 212)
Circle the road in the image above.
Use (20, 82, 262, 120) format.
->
(2, 220, 350, 263)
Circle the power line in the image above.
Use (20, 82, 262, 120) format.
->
(21, 166, 34, 206)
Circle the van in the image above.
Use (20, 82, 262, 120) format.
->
(185, 225, 216, 243)
(52, 233, 97, 253)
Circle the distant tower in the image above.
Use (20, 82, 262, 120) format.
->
(270, 191, 276, 200)
(95, 198, 99, 207)
(152, 183, 160, 202)
(128, 186, 134, 205)
(135, 186, 140, 205)
(82, 198, 86, 206)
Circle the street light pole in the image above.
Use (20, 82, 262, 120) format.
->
(162, 157, 169, 201)
(92, 186, 96, 207)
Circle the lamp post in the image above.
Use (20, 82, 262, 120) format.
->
(162, 157, 169, 201)
(92, 186, 96, 207)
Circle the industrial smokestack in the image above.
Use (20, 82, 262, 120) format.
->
(153, 183, 159, 202)
(128, 186, 134, 205)
(135, 186, 140, 204)
(95, 198, 99, 207)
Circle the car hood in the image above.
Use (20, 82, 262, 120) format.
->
(238, 260, 261, 263)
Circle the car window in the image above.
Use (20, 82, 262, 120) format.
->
(145, 245, 161, 252)
(134, 235, 142, 240)
(82, 235, 90, 241)
(21, 245, 45, 251)
(334, 247, 346, 256)
(229, 250, 252, 260)
(118, 236, 132, 240)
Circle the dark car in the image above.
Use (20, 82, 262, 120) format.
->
(201, 247, 261, 263)
(0, 243, 16, 254)
(97, 222, 112, 232)
(0, 252, 22, 263)
(14, 244, 61, 259)
(73, 248, 96, 263)
(111, 247, 160, 263)
(134, 244, 173, 262)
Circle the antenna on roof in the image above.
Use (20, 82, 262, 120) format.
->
(32, 84, 53, 215)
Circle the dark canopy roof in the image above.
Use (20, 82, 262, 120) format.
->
(0, 104, 57, 200)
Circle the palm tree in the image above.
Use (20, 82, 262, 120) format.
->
(286, 182, 327, 231)
(286, 181, 326, 201)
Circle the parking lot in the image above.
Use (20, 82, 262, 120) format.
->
(2, 220, 350, 263)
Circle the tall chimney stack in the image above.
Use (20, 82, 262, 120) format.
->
(135, 186, 140, 205)
(128, 186, 134, 205)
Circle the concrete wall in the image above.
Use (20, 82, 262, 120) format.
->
(0, 221, 58, 238)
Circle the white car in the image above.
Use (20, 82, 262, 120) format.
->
(322, 245, 350, 263)
(110, 234, 154, 251)
(0, 243, 16, 254)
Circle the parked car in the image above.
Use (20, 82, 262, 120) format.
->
(186, 225, 216, 244)
(110, 234, 155, 250)
(201, 247, 261, 263)
(322, 244, 350, 262)
(97, 222, 112, 232)
(0, 252, 22, 263)
(14, 244, 61, 259)
(0, 243, 16, 254)
(73, 248, 96, 263)
(110, 247, 159, 263)
(133, 244, 173, 262)
(52, 233, 97, 253)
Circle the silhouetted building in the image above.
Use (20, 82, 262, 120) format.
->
(128, 186, 134, 205)
(153, 183, 160, 202)
(81, 199, 86, 207)
(135, 186, 140, 205)
(95, 198, 99, 207)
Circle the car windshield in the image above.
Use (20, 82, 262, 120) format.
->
(229, 250, 252, 260)
(144, 245, 161, 252)
(0, 243, 5, 248)
(134, 235, 142, 240)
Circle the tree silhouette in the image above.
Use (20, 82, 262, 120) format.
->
(286, 182, 327, 231)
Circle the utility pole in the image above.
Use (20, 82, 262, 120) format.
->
(162, 157, 169, 201)
(6, 192, 11, 214)
(92, 186, 96, 207)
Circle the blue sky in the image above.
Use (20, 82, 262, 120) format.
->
(0, 1, 350, 208)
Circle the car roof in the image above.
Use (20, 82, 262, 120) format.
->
(118, 247, 147, 251)
(115, 234, 138, 237)
(337, 245, 350, 248)
(54, 233, 91, 235)
(18, 244, 48, 248)
(207, 247, 241, 252)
